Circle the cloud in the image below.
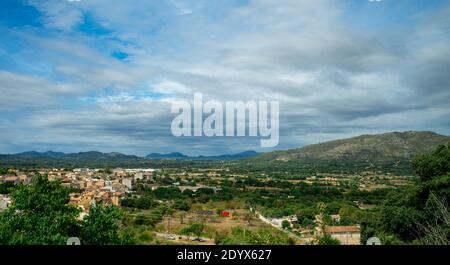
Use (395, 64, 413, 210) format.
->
(0, 70, 84, 110)
(28, 0, 84, 31)
(0, 0, 449, 155)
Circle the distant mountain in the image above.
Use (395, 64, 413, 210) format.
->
(146, 152, 188, 159)
(10, 151, 138, 161)
(15, 151, 65, 158)
(6, 150, 259, 162)
(63, 151, 139, 160)
(2, 131, 447, 171)
(146, 150, 259, 160)
(252, 131, 449, 163)
(196, 150, 260, 160)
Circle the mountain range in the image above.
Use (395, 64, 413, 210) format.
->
(146, 150, 259, 160)
(10, 150, 259, 161)
(1, 131, 448, 169)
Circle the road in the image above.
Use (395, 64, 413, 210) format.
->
(254, 210, 313, 244)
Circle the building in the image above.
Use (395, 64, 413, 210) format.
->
(110, 192, 122, 206)
(3, 176, 20, 185)
(319, 226, 361, 245)
(0, 195, 11, 211)
(122, 177, 133, 190)
(17, 174, 30, 184)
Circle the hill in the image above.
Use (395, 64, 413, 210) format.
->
(252, 131, 449, 164)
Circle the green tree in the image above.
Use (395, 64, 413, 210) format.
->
(0, 173, 134, 245)
(316, 234, 341, 245)
(0, 182, 16, 194)
(0, 173, 80, 244)
(181, 222, 205, 239)
(80, 205, 132, 245)
(281, 220, 291, 229)
(412, 144, 449, 182)
(173, 199, 191, 211)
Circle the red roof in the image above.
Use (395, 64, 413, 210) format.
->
(220, 211, 230, 217)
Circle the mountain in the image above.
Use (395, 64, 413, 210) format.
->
(252, 131, 449, 163)
(13, 151, 138, 160)
(15, 151, 66, 158)
(196, 150, 260, 160)
(1, 131, 447, 171)
(146, 150, 259, 160)
(62, 151, 139, 160)
(146, 152, 188, 159)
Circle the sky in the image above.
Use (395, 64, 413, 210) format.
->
(0, 0, 449, 156)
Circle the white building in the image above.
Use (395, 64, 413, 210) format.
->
(122, 177, 133, 190)
(0, 195, 11, 211)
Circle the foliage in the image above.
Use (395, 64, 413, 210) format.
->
(181, 222, 205, 239)
(315, 234, 340, 245)
(412, 144, 449, 182)
(80, 205, 133, 245)
(218, 227, 295, 245)
(0, 182, 16, 194)
(0, 173, 133, 245)
(362, 144, 450, 244)
(0, 173, 80, 244)
(281, 220, 291, 229)
(121, 196, 156, 210)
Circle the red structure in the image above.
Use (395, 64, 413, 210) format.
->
(220, 211, 230, 217)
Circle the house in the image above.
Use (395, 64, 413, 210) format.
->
(0, 195, 11, 211)
(3, 176, 20, 185)
(318, 226, 361, 245)
(133, 172, 144, 181)
(122, 177, 133, 190)
(17, 174, 30, 184)
(109, 192, 122, 206)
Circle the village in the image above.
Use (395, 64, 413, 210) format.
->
(0, 167, 416, 245)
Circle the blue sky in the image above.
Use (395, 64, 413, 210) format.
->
(0, 0, 449, 156)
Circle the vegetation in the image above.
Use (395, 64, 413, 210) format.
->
(0, 173, 131, 245)
(217, 227, 295, 245)
(361, 144, 450, 244)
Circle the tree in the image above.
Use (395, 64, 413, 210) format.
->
(173, 199, 191, 211)
(219, 227, 294, 245)
(244, 212, 256, 226)
(135, 196, 155, 210)
(80, 204, 132, 245)
(0, 173, 80, 244)
(281, 220, 291, 230)
(178, 211, 187, 224)
(417, 192, 450, 245)
(412, 144, 449, 182)
(181, 222, 205, 240)
(0, 182, 16, 194)
(316, 234, 340, 245)
(0, 173, 134, 245)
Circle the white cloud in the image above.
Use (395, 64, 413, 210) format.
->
(0, 0, 449, 154)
